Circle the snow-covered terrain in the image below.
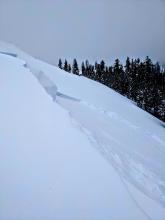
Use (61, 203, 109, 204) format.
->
(0, 41, 165, 220)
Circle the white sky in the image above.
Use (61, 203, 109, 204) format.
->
(0, 0, 165, 64)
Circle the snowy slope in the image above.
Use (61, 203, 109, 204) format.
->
(0, 41, 165, 220)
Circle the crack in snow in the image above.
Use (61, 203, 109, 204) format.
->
(25, 62, 165, 213)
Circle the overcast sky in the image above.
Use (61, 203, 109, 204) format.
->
(0, 0, 165, 65)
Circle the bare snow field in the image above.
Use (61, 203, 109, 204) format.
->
(0, 41, 165, 220)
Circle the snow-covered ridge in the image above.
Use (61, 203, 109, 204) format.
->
(0, 41, 165, 220)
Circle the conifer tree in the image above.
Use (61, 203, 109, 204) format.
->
(72, 59, 79, 75)
(68, 64, 71, 73)
(81, 62, 86, 76)
(58, 58, 62, 69)
(57, 57, 165, 122)
(63, 59, 68, 72)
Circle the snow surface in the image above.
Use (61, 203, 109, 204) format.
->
(0, 41, 165, 220)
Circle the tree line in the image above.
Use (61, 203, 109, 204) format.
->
(58, 57, 165, 122)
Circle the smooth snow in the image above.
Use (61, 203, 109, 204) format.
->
(0, 41, 165, 220)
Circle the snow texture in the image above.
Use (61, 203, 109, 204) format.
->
(0, 41, 165, 220)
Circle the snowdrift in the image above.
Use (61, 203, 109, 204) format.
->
(0, 41, 165, 220)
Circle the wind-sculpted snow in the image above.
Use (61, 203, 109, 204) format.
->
(25, 64, 57, 100)
(0, 53, 152, 220)
(27, 60, 165, 209)
(26, 64, 79, 102)
(1, 41, 165, 220)
(25, 59, 165, 208)
(0, 51, 17, 57)
(56, 97, 165, 208)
